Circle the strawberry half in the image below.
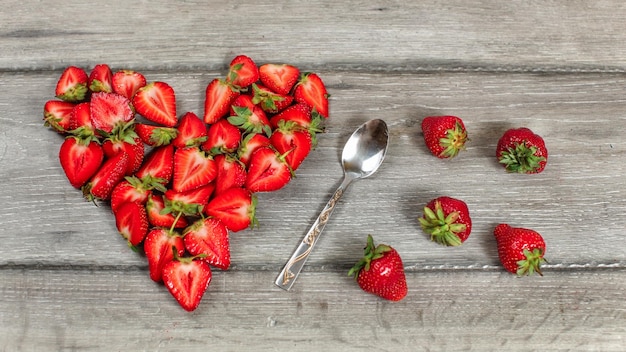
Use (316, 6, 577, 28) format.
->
(245, 146, 292, 193)
(213, 154, 247, 196)
(133, 81, 177, 127)
(89, 92, 134, 134)
(164, 184, 215, 216)
(205, 187, 257, 232)
(259, 63, 300, 95)
(172, 147, 217, 193)
(294, 72, 329, 118)
(183, 217, 231, 270)
(228, 95, 272, 136)
(269, 120, 313, 171)
(203, 78, 239, 124)
(102, 135, 145, 175)
(56, 66, 89, 102)
(202, 118, 242, 155)
(226, 55, 259, 89)
(494, 223, 547, 276)
(135, 144, 174, 187)
(135, 123, 177, 147)
(237, 133, 271, 167)
(162, 255, 212, 312)
(43, 100, 75, 133)
(109, 176, 153, 213)
(82, 151, 129, 201)
(114, 201, 149, 247)
(144, 227, 185, 282)
(146, 194, 188, 229)
(69, 102, 95, 133)
(112, 70, 147, 100)
(59, 136, 104, 189)
(173, 112, 207, 148)
(88, 64, 113, 93)
(251, 83, 293, 114)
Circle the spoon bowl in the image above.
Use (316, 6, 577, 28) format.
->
(275, 119, 389, 290)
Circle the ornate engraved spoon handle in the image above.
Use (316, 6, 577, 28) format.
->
(275, 176, 353, 290)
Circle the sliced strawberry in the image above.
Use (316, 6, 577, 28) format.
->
(172, 147, 217, 193)
(69, 102, 95, 133)
(162, 256, 212, 312)
(270, 121, 313, 171)
(110, 176, 152, 213)
(102, 136, 145, 175)
(293, 72, 329, 118)
(269, 103, 323, 146)
(237, 133, 271, 167)
(88, 64, 113, 93)
(228, 105, 271, 136)
(89, 92, 134, 134)
(135, 123, 177, 147)
(226, 55, 259, 89)
(133, 81, 177, 127)
(144, 227, 185, 282)
(135, 144, 174, 186)
(214, 154, 247, 196)
(259, 63, 300, 95)
(43, 100, 75, 133)
(146, 194, 188, 229)
(203, 78, 240, 124)
(112, 70, 147, 100)
(173, 112, 208, 148)
(183, 217, 231, 270)
(56, 66, 89, 102)
(251, 83, 293, 113)
(82, 151, 129, 201)
(201, 118, 241, 155)
(164, 184, 215, 214)
(115, 201, 149, 247)
(59, 136, 104, 189)
(245, 146, 292, 192)
(204, 187, 257, 232)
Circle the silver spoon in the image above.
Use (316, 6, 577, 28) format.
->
(275, 119, 389, 290)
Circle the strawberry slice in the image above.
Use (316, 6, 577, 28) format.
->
(165, 184, 215, 213)
(294, 72, 329, 118)
(251, 83, 293, 113)
(82, 151, 129, 201)
(146, 194, 188, 229)
(135, 123, 177, 147)
(109, 176, 152, 213)
(135, 144, 174, 187)
(227, 96, 271, 136)
(89, 92, 134, 134)
(103, 136, 145, 175)
(183, 217, 231, 270)
(58, 136, 104, 189)
(205, 187, 257, 232)
(144, 227, 185, 282)
(226, 55, 259, 89)
(237, 132, 271, 167)
(203, 78, 239, 124)
(133, 81, 177, 127)
(269, 103, 323, 146)
(88, 64, 113, 93)
(245, 146, 292, 192)
(114, 201, 149, 247)
(172, 147, 217, 193)
(43, 100, 75, 133)
(214, 154, 247, 196)
(69, 102, 95, 132)
(112, 70, 147, 100)
(269, 121, 313, 171)
(201, 118, 242, 155)
(162, 256, 212, 312)
(56, 66, 89, 102)
(173, 112, 207, 148)
(259, 63, 300, 95)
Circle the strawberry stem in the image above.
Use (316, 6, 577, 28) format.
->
(499, 142, 546, 173)
(419, 201, 466, 246)
(516, 248, 546, 276)
(348, 235, 391, 278)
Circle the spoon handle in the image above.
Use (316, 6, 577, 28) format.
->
(275, 177, 352, 290)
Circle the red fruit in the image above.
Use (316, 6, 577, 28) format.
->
(348, 235, 407, 302)
(237, 133, 271, 167)
(43, 100, 75, 133)
(82, 151, 129, 201)
(165, 184, 215, 215)
(69, 102, 95, 132)
(496, 127, 548, 174)
(172, 147, 217, 192)
(251, 83, 293, 113)
(109, 176, 152, 213)
(226, 55, 259, 89)
(245, 146, 292, 192)
(144, 227, 185, 282)
(173, 112, 207, 148)
(162, 256, 212, 312)
(88, 64, 113, 93)
(56, 66, 89, 102)
(419, 196, 472, 246)
(102, 136, 145, 175)
(203, 78, 239, 124)
(112, 70, 147, 100)
(293, 72, 329, 118)
(89, 92, 134, 134)
(146, 194, 188, 229)
(214, 154, 247, 195)
(269, 120, 313, 171)
(135, 144, 174, 186)
(421, 116, 468, 159)
(494, 224, 547, 276)
(228, 95, 272, 136)
(202, 118, 242, 155)
(133, 81, 177, 127)
(205, 187, 257, 232)
(183, 217, 231, 270)
(58, 136, 104, 189)
(259, 63, 300, 95)
(269, 102, 312, 129)
(114, 201, 149, 247)
(135, 123, 177, 147)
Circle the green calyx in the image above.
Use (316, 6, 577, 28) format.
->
(438, 120, 468, 158)
(419, 201, 466, 246)
(516, 248, 546, 276)
(499, 142, 546, 173)
(149, 127, 178, 147)
(348, 235, 391, 279)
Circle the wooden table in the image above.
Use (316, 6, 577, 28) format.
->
(1, 1, 624, 351)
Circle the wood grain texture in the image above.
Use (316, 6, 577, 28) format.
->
(1, 0, 625, 351)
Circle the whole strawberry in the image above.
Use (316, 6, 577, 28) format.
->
(421, 115, 468, 159)
(496, 127, 547, 174)
(494, 224, 547, 276)
(419, 196, 472, 246)
(348, 235, 407, 301)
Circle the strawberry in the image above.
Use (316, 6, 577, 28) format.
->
(494, 224, 547, 276)
(419, 196, 472, 246)
(213, 154, 247, 195)
(109, 176, 153, 213)
(89, 92, 134, 134)
(135, 144, 174, 187)
(183, 217, 231, 270)
(348, 235, 407, 302)
(245, 146, 292, 193)
(293, 72, 329, 118)
(102, 135, 145, 175)
(496, 127, 548, 174)
(144, 227, 185, 282)
(421, 115, 468, 159)
(172, 112, 207, 148)
(270, 103, 324, 146)
(204, 187, 257, 232)
(133, 81, 177, 127)
(237, 133, 271, 167)
(269, 120, 313, 171)
(58, 136, 104, 189)
(56, 66, 89, 102)
(88, 64, 113, 93)
(259, 63, 300, 95)
(69, 102, 95, 133)
(162, 255, 212, 312)
(146, 194, 188, 229)
(135, 123, 177, 147)
(203, 78, 240, 124)
(112, 70, 146, 100)
(114, 201, 149, 247)
(82, 151, 129, 201)
(202, 118, 242, 155)
(228, 95, 272, 136)
(226, 55, 259, 89)
(164, 184, 215, 216)
(43, 100, 75, 133)
(251, 83, 293, 113)
(172, 147, 217, 193)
